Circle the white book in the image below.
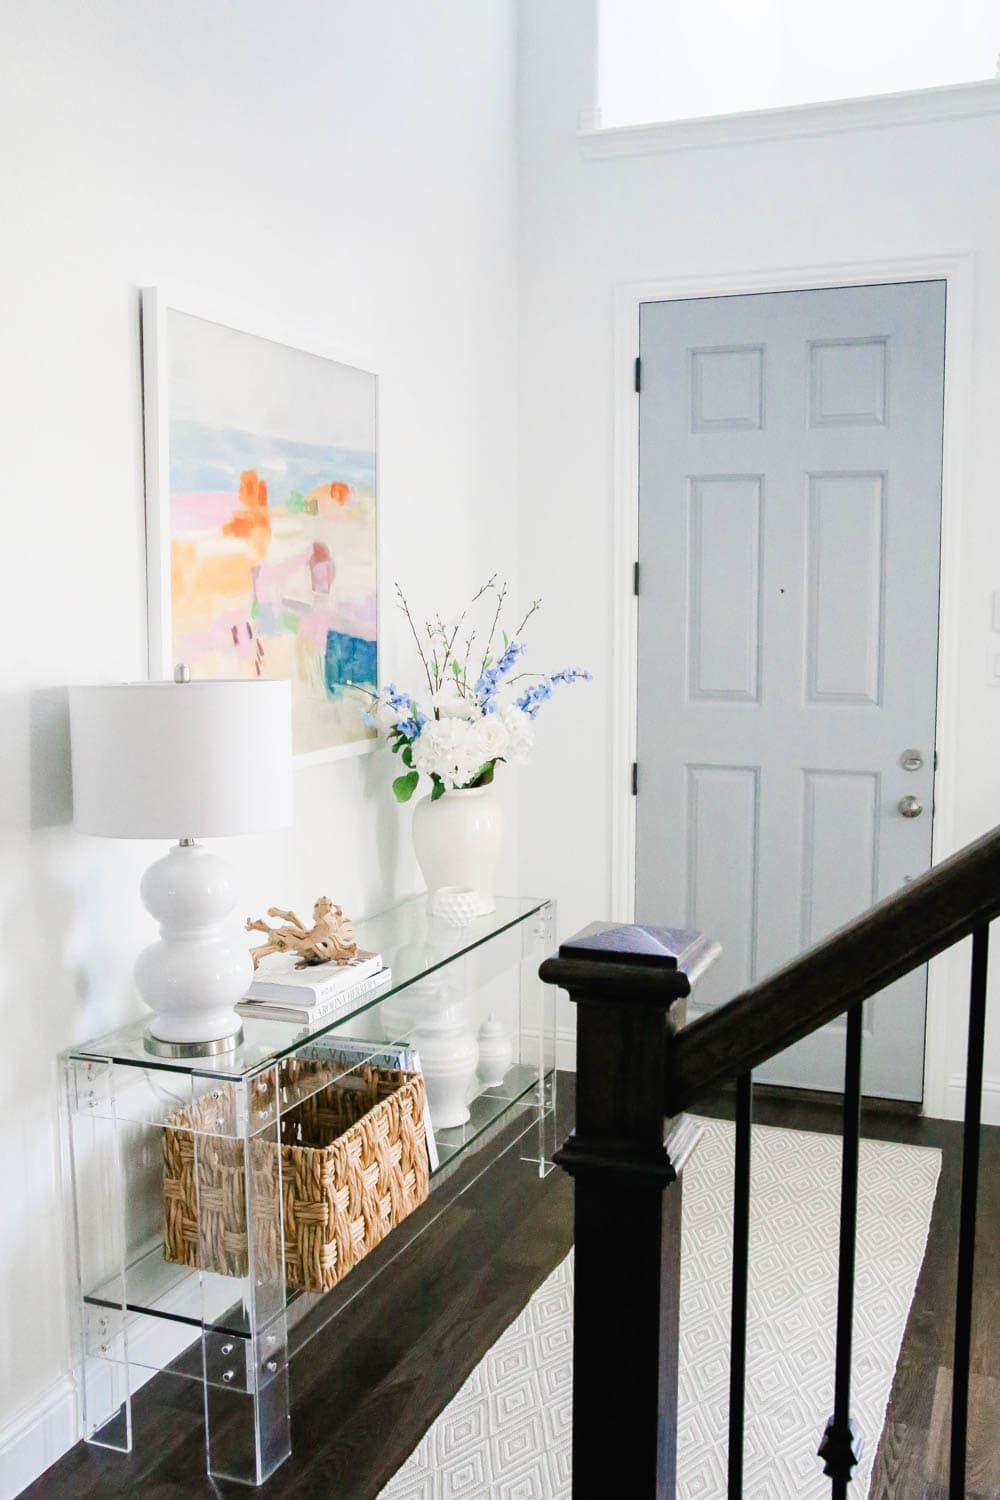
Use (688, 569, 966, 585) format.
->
(238, 966, 391, 1023)
(245, 950, 384, 1006)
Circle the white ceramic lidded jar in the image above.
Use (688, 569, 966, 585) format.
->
(477, 1014, 514, 1087)
(412, 1004, 480, 1128)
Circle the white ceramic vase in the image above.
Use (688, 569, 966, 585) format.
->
(411, 786, 503, 917)
(412, 1003, 480, 1128)
(477, 1014, 514, 1087)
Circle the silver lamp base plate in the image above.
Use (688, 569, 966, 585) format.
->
(143, 1026, 245, 1059)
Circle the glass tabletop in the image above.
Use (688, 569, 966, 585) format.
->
(67, 893, 549, 1079)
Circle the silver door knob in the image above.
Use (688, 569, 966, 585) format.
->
(898, 795, 923, 819)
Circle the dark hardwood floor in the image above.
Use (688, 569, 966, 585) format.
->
(23, 1077, 1000, 1499)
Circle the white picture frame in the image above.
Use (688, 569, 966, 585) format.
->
(141, 285, 380, 767)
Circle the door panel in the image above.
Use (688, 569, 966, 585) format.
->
(686, 763, 760, 1005)
(688, 476, 762, 700)
(635, 281, 946, 1100)
(801, 770, 878, 949)
(806, 472, 884, 704)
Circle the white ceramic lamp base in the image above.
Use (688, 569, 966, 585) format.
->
(134, 842, 252, 1049)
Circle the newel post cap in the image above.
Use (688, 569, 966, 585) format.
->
(539, 921, 720, 1003)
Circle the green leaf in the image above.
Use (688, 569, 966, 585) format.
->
(392, 770, 420, 803)
(452, 659, 461, 677)
(466, 759, 496, 788)
(430, 774, 447, 802)
(391, 737, 403, 754)
(401, 743, 413, 768)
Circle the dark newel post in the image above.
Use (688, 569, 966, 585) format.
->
(541, 922, 707, 1500)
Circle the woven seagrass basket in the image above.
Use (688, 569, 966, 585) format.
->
(162, 1057, 429, 1293)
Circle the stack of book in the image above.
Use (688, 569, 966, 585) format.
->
(237, 950, 392, 1024)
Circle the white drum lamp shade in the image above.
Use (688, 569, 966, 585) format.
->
(69, 678, 293, 1052)
(70, 679, 292, 839)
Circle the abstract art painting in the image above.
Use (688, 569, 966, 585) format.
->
(142, 289, 378, 762)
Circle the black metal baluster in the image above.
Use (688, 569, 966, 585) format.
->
(818, 1002, 865, 1499)
(728, 1071, 753, 1499)
(950, 921, 989, 1499)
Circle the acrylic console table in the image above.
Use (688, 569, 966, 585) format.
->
(62, 895, 556, 1486)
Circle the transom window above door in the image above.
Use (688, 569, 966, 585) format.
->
(598, 0, 999, 128)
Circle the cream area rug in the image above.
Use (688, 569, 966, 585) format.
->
(379, 1118, 941, 1500)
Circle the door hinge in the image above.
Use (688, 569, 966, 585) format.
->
(633, 560, 640, 596)
(634, 356, 641, 394)
(631, 762, 639, 796)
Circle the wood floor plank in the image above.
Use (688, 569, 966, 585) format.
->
(868, 1420, 929, 1500)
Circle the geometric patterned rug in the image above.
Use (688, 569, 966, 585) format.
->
(378, 1118, 941, 1499)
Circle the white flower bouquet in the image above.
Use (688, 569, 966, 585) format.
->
(364, 578, 591, 803)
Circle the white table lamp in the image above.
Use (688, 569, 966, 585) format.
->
(70, 673, 293, 1054)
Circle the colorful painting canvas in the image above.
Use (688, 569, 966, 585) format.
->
(143, 293, 378, 761)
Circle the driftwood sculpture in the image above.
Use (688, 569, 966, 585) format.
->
(246, 896, 361, 970)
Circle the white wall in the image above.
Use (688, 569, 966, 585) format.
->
(517, 0, 1000, 1113)
(598, 0, 1000, 126)
(0, 0, 518, 1485)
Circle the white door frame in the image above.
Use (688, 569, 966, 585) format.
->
(610, 252, 975, 1118)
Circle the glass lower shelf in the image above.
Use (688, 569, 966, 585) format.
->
(83, 1064, 550, 1341)
(434, 1063, 540, 1165)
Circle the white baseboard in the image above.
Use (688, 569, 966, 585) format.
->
(0, 1271, 213, 1499)
(0, 1375, 77, 1500)
(520, 1026, 576, 1073)
(942, 1074, 1000, 1126)
(552, 1027, 575, 1072)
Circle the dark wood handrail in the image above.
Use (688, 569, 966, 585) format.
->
(665, 821, 1000, 1114)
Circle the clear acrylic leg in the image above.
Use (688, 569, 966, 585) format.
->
(195, 1067, 291, 1485)
(63, 1057, 132, 1452)
(519, 901, 558, 1178)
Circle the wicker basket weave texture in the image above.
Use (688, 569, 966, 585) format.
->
(162, 1058, 429, 1293)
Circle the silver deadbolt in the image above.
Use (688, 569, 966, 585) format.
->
(900, 749, 924, 772)
(898, 795, 923, 819)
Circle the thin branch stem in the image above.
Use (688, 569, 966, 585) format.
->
(439, 578, 494, 683)
(395, 574, 507, 703)
(424, 619, 441, 685)
(469, 574, 497, 605)
(396, 583, 435, 695)
(481, 578, 509, 676)
(515, 598, 542, 636)
(439, 615, 464, 681)
(461, 630, 477, 697)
